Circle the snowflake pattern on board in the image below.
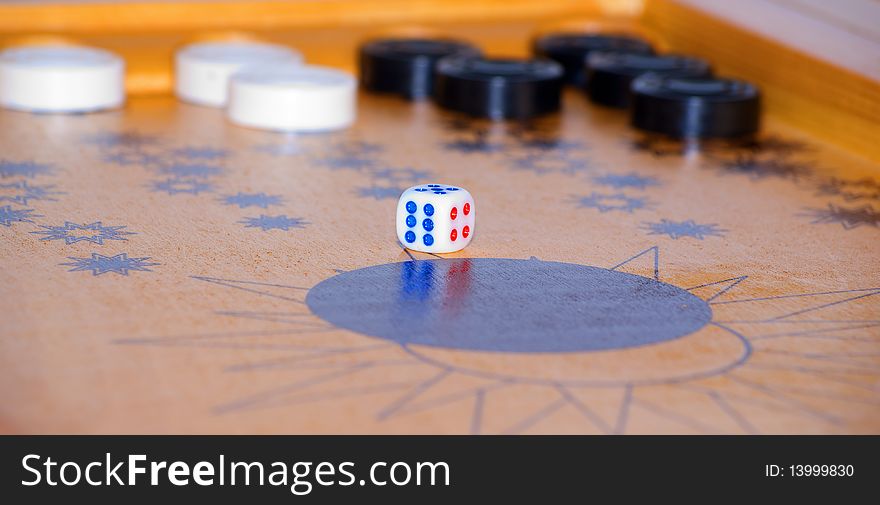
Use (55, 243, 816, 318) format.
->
(159, 163, 224, 179)
(31, 221, 135, 245)
(61, 253, 159, 276)
(0, 160, 54, 179)
(814, 177, 880, 202)
(440, 118, 592, 175)
(593, 173, 661, 190)
(717, 154, 813, 181)
(443, 137, 505, 154)
(150, 178, 214, 195)
(641, 219, 727, 240)
(439, 114, 592, 173)
(172, 146, 230, 160)
(573, 192, 653, 213)
(314, 154, 377, 171)
(239, 215, 309, 231)
(0, 205, 41, 226)
(511, 153, 592, 176)
(800, 204, 879, 230)
(101, 150, 165, 168)
(220, 192, 284, 209)
(510, 132, 584, 153)
(0, 181, 63, 205)
(629, 134, 809, 159)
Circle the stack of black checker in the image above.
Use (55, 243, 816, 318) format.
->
(533, 33, 655, 87)
(360, 36, 565, 120)
(358, 34, 761, 139)
(359, 38, 481, 100)
(538, 32, 761, 139)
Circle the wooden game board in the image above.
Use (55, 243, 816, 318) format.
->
(0, 0, 878, 434)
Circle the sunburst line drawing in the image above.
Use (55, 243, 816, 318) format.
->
(223, 344, 402, 373)
(118, 247, 879, 434)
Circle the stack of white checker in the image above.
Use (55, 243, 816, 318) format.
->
(175, 40, 356, 132)
(0, 45, 125, 113)
(0, 40, 357, 132)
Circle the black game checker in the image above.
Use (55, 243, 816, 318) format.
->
(432, 57, 564, 120)
(586, 52, 711, 108)
(359, 38, 481, 100)
(532, 33, 654, 86)
(631, 75, 761, 139)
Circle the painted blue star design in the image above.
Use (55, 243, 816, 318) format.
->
(220, 192, 283, 209)
(641, 219, 727, 239)
(150, 178, 214, 195)
(0, 160, 54, 179)
(814, 177, 880, 202)
(800, 204, 879, 230)
(0, 205, 41, 226)
(593, 173, 661, 190)
(0, 181, 63, 205)
(160, 163, 224, 179)
(718, 154, 812, 181)
(239, 215, 309, 231)
(31, 221, 136, 245)
(514, 137, 584, 152)
(101, 151, 165, 168)
(370, 167, 433, 184)
(172, 146, 229, 160)
(84, 132, 158, 149)
(355, 186, 403, 200)
(443, 138, 504, 154)
(61, 253, 159, 276)
(573, 192, 653, 213)
(512, 154, 592, 176)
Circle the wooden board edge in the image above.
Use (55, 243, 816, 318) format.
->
(0, 0, 624, 33)
(642, 0, 880, 164)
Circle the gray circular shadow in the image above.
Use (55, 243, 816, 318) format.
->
(306, 258, 712, 353)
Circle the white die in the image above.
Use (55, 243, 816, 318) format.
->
(396, 184, 475, 253)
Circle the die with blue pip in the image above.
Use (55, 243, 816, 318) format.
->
(397, 184, 475, 253)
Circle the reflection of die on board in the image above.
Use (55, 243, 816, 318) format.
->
(396, 184, 474, 253)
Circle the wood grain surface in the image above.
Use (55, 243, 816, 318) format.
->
(1, 87, 878, 433)
(0, 0, 878, 434)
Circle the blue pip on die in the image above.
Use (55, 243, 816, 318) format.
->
(396, 184, 474, 253)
